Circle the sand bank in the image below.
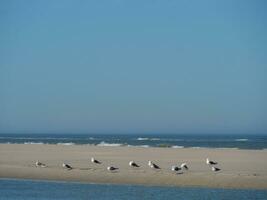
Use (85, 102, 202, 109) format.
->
(0, 144, 267, 189)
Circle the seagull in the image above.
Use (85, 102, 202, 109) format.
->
(180, 163, 188, 170)
(211, 166, 221, 172)
(171, 165, 181, 172)
(62, 163, 72, 170)
(206, 158, 217, 165)
(107, 166, 118, 171)
(129, 161, 139, 167)
(91, 157, 101, 164)
(148, 160, 152, 166)
(150, 162, 160, 169)
(35, 160, 46, 168)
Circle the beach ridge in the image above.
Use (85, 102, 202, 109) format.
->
(0, 144, 267, 189)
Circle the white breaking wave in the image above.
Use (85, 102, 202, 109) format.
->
(137, 137, 149, 141)
(235, 139, 249, 142)
(97, 141, 123, 147)
(172, 145, 184, 148)
(136, 137, 183, 142)
(57, 142, 75, 145)
(24, 142, 44, 145)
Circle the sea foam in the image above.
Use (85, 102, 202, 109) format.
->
(235, 139, 249, 142)
(24, 142, 44, 145)
(57, 142, 75, 145)
(97, 141, 124, 147)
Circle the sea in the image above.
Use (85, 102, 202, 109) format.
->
(0, 133, 267, 149)
(0, 179, 267, 200)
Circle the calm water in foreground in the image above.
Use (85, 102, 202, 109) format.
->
(0, 179, 266, 200)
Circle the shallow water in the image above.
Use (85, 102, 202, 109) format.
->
(0, 179, 267, 200)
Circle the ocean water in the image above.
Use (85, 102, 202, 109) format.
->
(0, 133, 267, 149)
(0, 179, 266, 200)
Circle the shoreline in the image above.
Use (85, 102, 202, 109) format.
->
(1, 142, 266, 150)
(0, 144, 267, 189)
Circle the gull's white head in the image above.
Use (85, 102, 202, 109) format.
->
(211, 166, 217, 171)
(181, 163, 187, 167)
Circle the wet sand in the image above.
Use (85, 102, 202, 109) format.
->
(0, 144, 267, 189)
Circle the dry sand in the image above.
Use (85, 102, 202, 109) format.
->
(0, 144, 267, 189)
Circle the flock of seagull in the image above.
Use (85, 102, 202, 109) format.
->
(35, 157, 221, 173)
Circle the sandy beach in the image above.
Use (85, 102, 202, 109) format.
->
(0, 144, 267, 189)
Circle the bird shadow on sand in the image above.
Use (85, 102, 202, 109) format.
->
(63, 168, 73, 170)
(130, 169, 146, 173)
(78, 167, 93, 170)
(108, 170, 119, 173)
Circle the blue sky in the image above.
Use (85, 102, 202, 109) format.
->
(0, 0, 266, 134)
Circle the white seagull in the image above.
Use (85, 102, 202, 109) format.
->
(148, 160, 152, 166)
(107, 166, 118, 171)
(149, 162, 160, 169)
(62, 163, 73, 170)
(180, 163, 188, 170)
(171, 165, 181, 172)
(91, 157, 101, 164)
(211, 166, 221, 172)
(129, 161, 139, 167)
(35, 160, 46, 168)
(206, 158, 217, 165)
